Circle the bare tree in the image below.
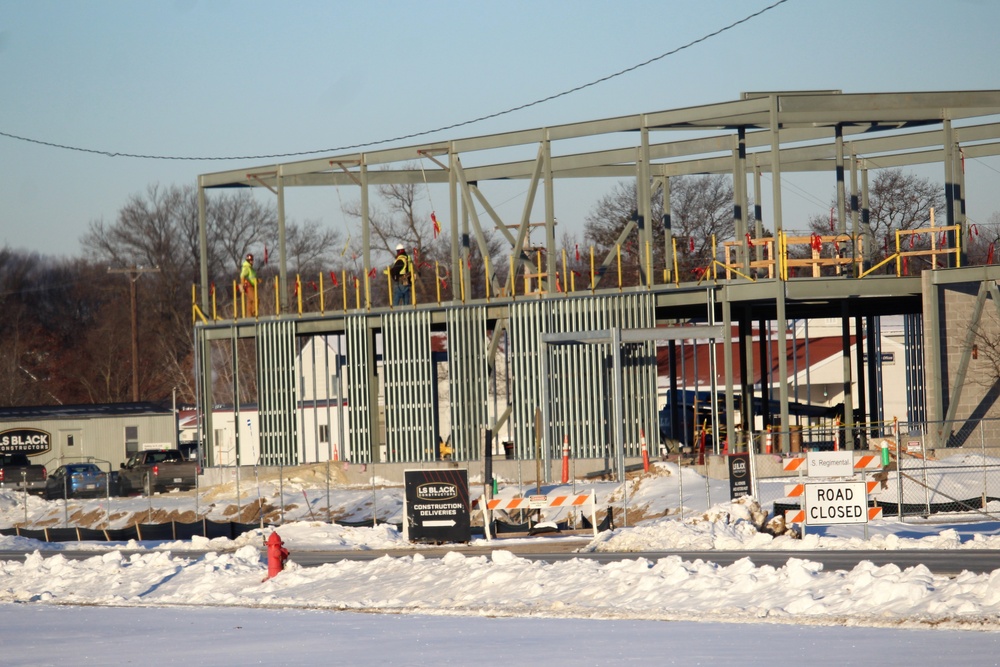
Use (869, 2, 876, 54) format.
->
(584, 175, 733, 283)
(342, 164, 490, 304)
(284, 218, 342, 275)
(964, 212, 1000, 266)
(807, 168, 944, 270)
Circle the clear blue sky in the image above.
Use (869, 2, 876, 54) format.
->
(2, 0, 999, 257)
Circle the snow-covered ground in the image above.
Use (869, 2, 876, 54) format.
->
(4, 460, 1000, 664)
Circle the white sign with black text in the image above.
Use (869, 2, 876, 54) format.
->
(805, 450, 854, 478)
(804, 481, 869, 525)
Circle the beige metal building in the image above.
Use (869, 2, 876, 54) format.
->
(0, 403, 177, 473)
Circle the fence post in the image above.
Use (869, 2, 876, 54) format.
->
(981, 419, 988, 509)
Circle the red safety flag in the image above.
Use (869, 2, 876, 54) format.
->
(988, 242, 995, 265)
(431, 211, 441, 238)
(329, 271, 339, 287)
(970, 223, 979, 238)
(745, 232, 754, 248)
(575, 244, 580, 262)
(689, 237, 695, 252)
(210, 282, 216, 296)
(811, 233, 822, 252)
(309, 281, 318, 292)
(293, 277, 300, 296)
(367, 267, 376, 278)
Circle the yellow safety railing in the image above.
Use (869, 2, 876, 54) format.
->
(780, 232, 860, 280)
(190, 214, 969, 321)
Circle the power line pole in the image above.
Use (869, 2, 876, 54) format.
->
(108, 266, 160, 402)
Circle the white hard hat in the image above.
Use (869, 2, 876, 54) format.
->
(396, 243, 405, 251)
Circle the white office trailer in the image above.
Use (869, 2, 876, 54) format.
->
(0, 403, 176, 472)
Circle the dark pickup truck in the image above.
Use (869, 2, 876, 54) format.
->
(0, 453, 47, 494)
(118, 449, 199, 495)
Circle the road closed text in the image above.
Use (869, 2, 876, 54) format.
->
(810, 503, 866, 520)
(803, 481, 869, 525)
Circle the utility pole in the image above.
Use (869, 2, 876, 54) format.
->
(108, 266, 160, 402)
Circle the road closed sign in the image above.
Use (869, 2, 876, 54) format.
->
(803, 481, 869, 525)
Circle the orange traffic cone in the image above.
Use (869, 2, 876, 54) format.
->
(561, 435, 570, 484)
(640, 429, 649, 472)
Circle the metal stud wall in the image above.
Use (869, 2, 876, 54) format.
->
(548, 298, 613, 460)
(447, 306, 489, 460)
(616, 294, 660, 455)
(345, 315, 374, 463)
(905, 313, 927, 423)
(508, 300, 552, 460)
(256, 320, 298, 465)
(381, 310, 435, 462)
(508, 293, 659, 461)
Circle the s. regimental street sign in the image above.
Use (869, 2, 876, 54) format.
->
(404, 469, 471, 543)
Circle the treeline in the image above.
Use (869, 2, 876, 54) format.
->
(0, 184, 346, 407)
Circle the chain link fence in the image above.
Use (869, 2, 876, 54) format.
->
(754, 417, 1000, 523)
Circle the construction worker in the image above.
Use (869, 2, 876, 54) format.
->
(388, 243, 412, 306)
(240, 253, 258, 316)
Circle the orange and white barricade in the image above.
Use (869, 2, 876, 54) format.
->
(476, 491, 598, 541)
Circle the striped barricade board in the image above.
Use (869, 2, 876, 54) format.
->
(475, 491, 598, 541)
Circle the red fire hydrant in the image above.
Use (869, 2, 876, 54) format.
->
(266, 532, 289, 580)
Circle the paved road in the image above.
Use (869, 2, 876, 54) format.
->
(4, 542, 1000, 575)
(283, 545, 1000, 575)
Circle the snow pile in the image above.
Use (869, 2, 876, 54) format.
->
(587, 497, 784, 551)
(3, 543, 1000, 628)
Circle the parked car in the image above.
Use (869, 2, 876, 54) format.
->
(44, 463, 118, 500)
(0, 453, 47, 494)
(118, 449, 199, 495)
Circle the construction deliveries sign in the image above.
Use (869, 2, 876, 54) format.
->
(404, 469, 471, 543)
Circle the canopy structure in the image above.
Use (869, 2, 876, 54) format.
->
(192, 91, 1000, 474)
(196, 89, 1000, 310)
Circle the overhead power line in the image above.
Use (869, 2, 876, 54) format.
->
(0, 0, 791, 162)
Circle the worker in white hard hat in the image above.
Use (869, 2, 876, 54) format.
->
(387, 243, 412, 306)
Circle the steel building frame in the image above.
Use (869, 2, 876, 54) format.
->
(193, 91, 1000, 477)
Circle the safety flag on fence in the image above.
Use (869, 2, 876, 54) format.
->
(431, 211, 441, 238)
(746, 232, 754, 248)
(329, 271, 338, 287)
